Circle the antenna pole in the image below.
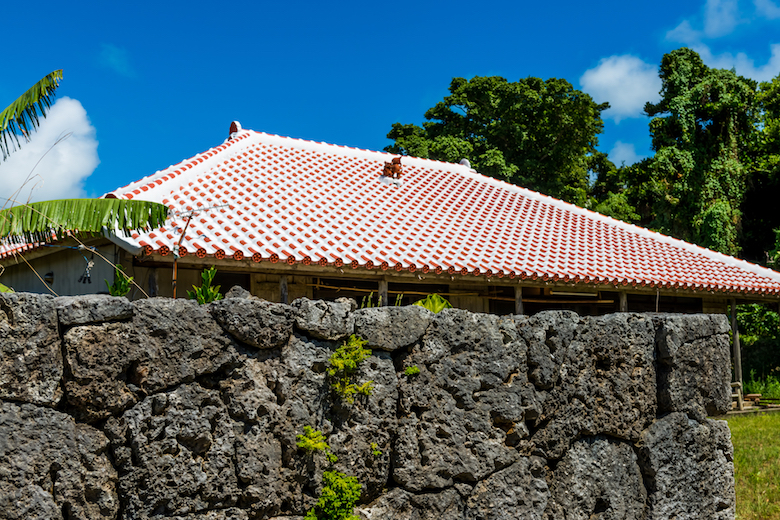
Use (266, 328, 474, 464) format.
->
(172, 214, 193, 299)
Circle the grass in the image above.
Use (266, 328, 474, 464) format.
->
(727, 412, 780, 520)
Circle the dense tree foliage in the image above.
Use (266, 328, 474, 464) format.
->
(742, 75, 780, 263)
(386, 76, 609, 205)
(613, 49, 758, 256)
(389, 50, 780, 263)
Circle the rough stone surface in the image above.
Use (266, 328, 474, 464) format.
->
(0, 294, 736, 520)
(105, 383, 240, 519)
(55, 294, 134, 326)
(165, 510, 250, 520)
(0, 400, 118, 520)
(638, 412, 736, 520)
(291, 297, 355, 340)
(655, 314, 732, 420)
(544, 436, 646, 520)
(393, 310, 527, 491)
(353, 305, 432, 352)
(523, 312, 657, 459)
(211, 298, 294, 349)
(0, 292, 62, 406)
(62, 298, 240, 422)
(466, 457, 549, 519)
(225, 285, 253, 299)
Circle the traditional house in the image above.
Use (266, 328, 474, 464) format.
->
(4, 121, 780, 321)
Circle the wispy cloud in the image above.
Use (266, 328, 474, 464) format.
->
(0, 98, 100, 204)
(99, 43, 136, 78)
(693, 42, 780, 81)
(704, 0, 742, 37)
(580, 55, 661, 123)
(665, 0, 780, 81)
(666, 20, 703, 45)
(609, 141, 644, 166)
(755, 0, 780, 19)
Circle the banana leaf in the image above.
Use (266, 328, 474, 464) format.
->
(1, 70, 63, 161)
(0, 198, 169, 245)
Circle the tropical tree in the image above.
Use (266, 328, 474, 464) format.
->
(1, 70, 63, 161)
(621, 48, 758, 256)
(0, 70, 170, 294)
(385, 76, 609, 205)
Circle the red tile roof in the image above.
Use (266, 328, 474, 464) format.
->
(33, 127, 780, 295)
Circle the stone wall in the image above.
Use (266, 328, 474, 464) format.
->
(0, 290, 736, 520)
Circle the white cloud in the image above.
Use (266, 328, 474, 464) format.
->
(755, 0, 780, 19)
(0, 97, 100, 205)
(99, 43, 135, 78)
(704, 0, 742, 37)
(580, 55, 662, 123)
(609, 141, 644, 166)
(694, 42, 780, 80)
(666, 20, 703, 45)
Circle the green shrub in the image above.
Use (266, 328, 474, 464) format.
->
(737, 304, 780, 381)
(404, 365, 420, 377)
(304, 470, 362, 520)
(187, 265, 223, 304)
(413, 293, 452, 313)
(743, 371, 780, 399)
(105, 263, 133, 297)
(297, 426, 338, 463)
(370, 442, 382, 457)
(328, 335, 373, 404)
(297, 426, 330, 453)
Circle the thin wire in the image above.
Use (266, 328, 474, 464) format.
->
(17, 253, 58, 296)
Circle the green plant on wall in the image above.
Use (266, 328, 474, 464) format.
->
(404, 365, 420, 377)
(370, 442, 382, 457)
(297, 426, 338, 464)
(328, 334, 373, 404)
(187, 265, 222, 304)
(105, 263, 132, 297)
(304, 470, 362, 520)
(413, 293, 452, 313)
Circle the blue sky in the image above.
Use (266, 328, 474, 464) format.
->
(2, 0, 780, 202)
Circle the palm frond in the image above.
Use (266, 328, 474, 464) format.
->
(0, 70, 63, 161)
(0, 198, 170, 245)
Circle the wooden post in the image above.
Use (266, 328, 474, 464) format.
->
(378, 279, 388, 306)
(280, 275, 288, 304)
(515, 286, 524, 315)
(731, 298, 742, 384)
(619, 292, 628, 312)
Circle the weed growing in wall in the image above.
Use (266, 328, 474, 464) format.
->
(404, 365, 420, 377)
(304, 470, 362, 520)
(105, 264, 133, 297)
(296, 426, 338, 463)
(328, 335, 374, 404)
(187, 266, 223, 304)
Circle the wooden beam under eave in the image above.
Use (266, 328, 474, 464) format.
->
(515, 286, 524, 315)
(280, 275, 288, 304)
(131, 255, 780, 304)
(619, 292, 628, 312)
(378, 279, 388, 306)
(731, 298, 742, 384)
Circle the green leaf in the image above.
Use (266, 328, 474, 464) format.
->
(0, 199, 170, 246)
(412, 293, 452, 313)
(1, 70, 63, 161)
